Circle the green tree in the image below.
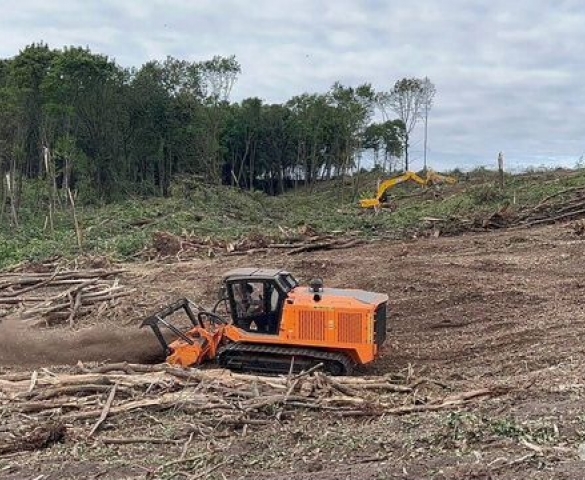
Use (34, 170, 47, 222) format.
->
(330, 82, 376, 200)
(199, 55, 241, 183)
(10, 43, 57, 178)
(43, 47, 126, 199)
(0, 64, 22, 225)
(364, 120, 404, 172)
(256, 104, 295, 194)
(0, 41, 433, 222)
(378, 77, 429, 171)
(286, 93, 335, 185)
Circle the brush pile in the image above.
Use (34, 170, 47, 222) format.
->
(147, 225, 364, 260)
(515, 186, 585, 227)
(0, 363, 508, 455)
(0, 268, 132, 326)
(422, 186, 585, 236)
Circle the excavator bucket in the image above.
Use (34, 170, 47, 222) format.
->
(359, 198, 381, 209)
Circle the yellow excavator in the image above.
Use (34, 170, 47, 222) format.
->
(360, 170, 457, 209)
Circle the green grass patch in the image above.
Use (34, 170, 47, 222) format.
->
(2, 168, 585, 269)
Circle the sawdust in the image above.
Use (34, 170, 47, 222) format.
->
(0, 317, 163, 367)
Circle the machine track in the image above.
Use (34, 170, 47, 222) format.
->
(217, 343, 354, 376)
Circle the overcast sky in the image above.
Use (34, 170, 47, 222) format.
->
(1, 0, 583, 171)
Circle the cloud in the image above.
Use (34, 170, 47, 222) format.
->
(0, 0, 583, 170)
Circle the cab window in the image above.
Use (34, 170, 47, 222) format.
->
(229, 280, 284, 334)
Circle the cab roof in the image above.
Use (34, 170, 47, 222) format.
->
(222, 268, 291, 282)
(290, 287, 388, 307)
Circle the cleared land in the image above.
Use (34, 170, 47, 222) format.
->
(2, 219, 585, 479)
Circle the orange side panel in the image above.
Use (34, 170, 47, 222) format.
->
(223, 302, 379, 365)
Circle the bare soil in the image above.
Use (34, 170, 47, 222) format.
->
(2, 223, 585, 479)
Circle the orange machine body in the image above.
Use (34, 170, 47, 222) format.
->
(222, 287, 387, 365)
(143, 268, 389, 373)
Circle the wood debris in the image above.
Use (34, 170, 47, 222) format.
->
(0, 363, 509, 455)
(419, 187, 585, 236)
(0, 268, 132, 326)
(147, 226, 365, 260)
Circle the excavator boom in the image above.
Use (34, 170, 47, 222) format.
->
(360, 170, 457, 209)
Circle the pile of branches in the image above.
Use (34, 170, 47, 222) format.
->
(420, 187, 585, 236)
(0, 268, 132, 326)
(479, 187, 585, 230)
(147, 227, 364, 260)
(0, 363, 508, 455)
(515, 186, 585, 227)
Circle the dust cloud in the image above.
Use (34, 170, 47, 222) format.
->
(0, 317, 165, 368)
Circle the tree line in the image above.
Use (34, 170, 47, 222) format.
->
(0, 43, 435, 223)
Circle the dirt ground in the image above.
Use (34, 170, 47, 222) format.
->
(2, 223, 585, 479)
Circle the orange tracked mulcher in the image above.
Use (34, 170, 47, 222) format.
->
(141, 268, 389, 375)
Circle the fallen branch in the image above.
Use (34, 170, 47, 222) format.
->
(0, 268, 131, 325)
(0, 268, 60, 298)
(100, 437, 181, 445)
(286, 241, 338, 255)
(21, 383, 119, 401)
(523, 207, 585, 227)
(0, 363, 512, 448)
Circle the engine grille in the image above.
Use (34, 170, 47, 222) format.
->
(337, 312, 363, 343)
(298, 310, 326, 341)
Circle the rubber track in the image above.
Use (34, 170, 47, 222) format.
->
(217, 343, 354, 375)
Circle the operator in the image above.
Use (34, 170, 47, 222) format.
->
(244, 283, 263, 315)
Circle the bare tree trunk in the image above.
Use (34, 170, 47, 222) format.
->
(0, 163, 5, 224)
(404, 132, 410, 172)
(279, 166, 285, 194)
(230, 152, 236, 187)
(423, 102, 429, 172)
(68, 187, 83, 252)
(234, 147, 246, 188)
(240, 136, 251, 188)
(309, 139, 318, 192)
(352, 149, 362, 202)
(43, 146, 55, 237)
(498, 152, 505, 189)
(249, 141, 256, 191)
(6, 170, 19, 228)
(64, 155, 71, 193)
(338, 149, 351, 204)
